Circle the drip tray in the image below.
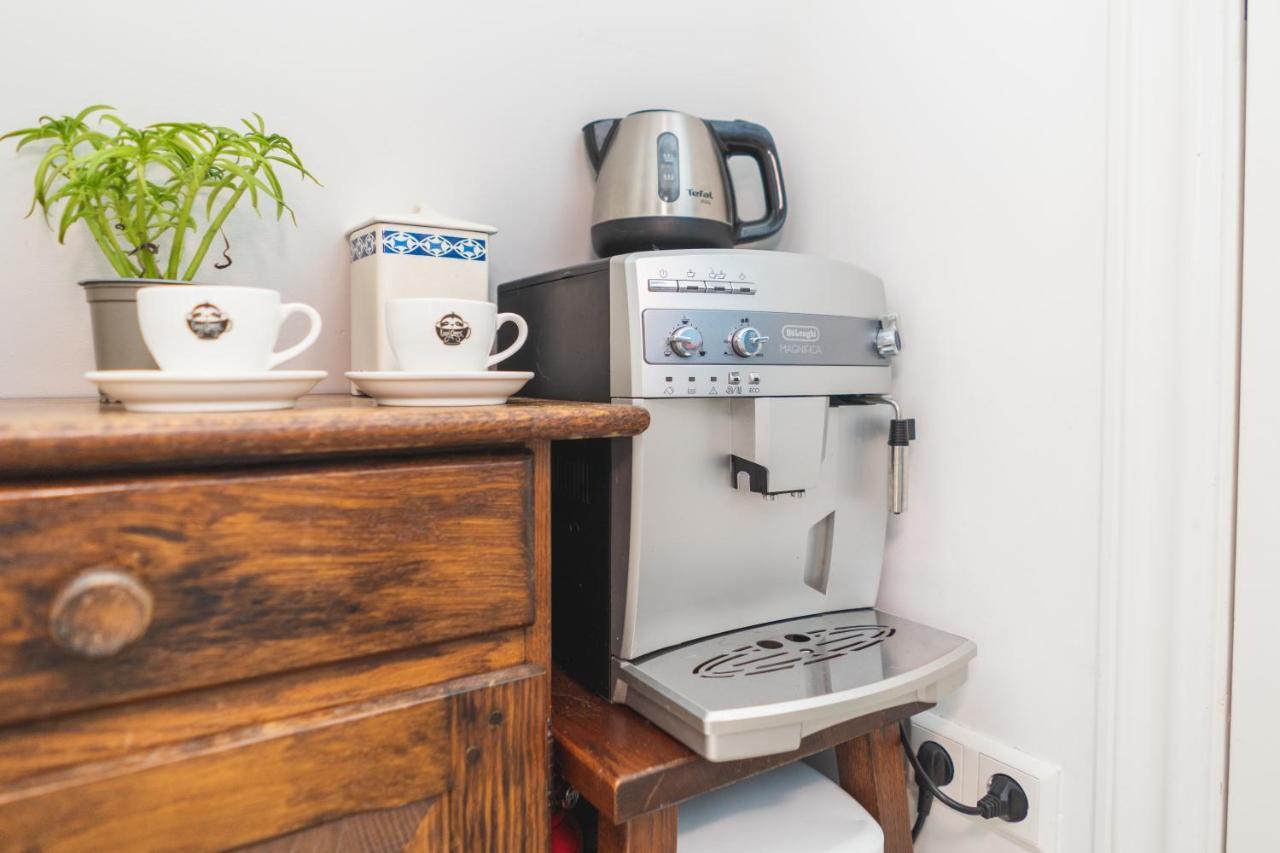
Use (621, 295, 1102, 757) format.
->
(616, 609, 975, 762)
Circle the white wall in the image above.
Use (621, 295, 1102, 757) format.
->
(0, 2, 1114, 850)
(0, 0, 820, 396)
(796, 5, 1108, 852)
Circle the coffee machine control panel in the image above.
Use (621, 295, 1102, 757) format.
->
(616, 250, 896, 398)
(643, 308, 886, 366)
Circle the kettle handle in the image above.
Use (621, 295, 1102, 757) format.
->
(707, 119, 788, 244)
(582, 118, 620, 175)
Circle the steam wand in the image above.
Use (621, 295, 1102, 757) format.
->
(833, 396, 916, 514)
(872, 397, 915, 514)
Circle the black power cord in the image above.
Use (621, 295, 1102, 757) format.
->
(907, 736, 958, 839)
(899, 723, 1029, 840)
(911, 787, 929, 840)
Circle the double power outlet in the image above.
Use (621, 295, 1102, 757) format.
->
(907, 712, 1061, 851)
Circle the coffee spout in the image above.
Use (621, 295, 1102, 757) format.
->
(729, 397, 828, 497)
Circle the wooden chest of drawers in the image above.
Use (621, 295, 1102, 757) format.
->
(0, 397, 648, 852)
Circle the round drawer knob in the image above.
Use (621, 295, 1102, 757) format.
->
(49, 569, 154, 658)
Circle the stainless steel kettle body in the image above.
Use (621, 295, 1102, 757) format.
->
(583, 110, 787, 257)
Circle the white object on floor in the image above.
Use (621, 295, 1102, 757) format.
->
(344, 370, 532, 407)
(85, 370, 326, 413)
(677, 761, 884, 853)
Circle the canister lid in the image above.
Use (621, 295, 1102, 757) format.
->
(346, 204, 498, 237)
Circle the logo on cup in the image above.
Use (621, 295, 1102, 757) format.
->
(186, 303, 232, 340)
(435, 312, 471, 346)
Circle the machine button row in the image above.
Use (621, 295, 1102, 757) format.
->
(648, 279, 755, 294)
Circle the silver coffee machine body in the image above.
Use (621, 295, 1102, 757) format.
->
(605, 253, 895, 661)
(499, 250, 974, 761)
(621, 397, 892, 659)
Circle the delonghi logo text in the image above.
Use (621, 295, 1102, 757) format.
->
(781, 324, 820, 342)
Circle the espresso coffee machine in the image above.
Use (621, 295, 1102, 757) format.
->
(498, 250, 974, 761)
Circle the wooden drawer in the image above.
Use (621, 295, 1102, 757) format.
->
(0, 453, 533, 725)
(0, 666, 546, 852)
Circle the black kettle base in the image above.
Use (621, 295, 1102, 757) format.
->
(591, 216, 734, 258)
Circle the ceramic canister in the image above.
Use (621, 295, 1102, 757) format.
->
(346, 205, 497, 388)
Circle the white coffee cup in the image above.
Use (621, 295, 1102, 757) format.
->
(137, 285, 322, 373)
(386, 298, 527, 372)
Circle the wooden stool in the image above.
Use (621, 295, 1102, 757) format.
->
(551, 668, 926, 853)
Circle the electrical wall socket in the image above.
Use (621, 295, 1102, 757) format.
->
(906, 724, 966, 803)
(978, 752, 1043, 848)
(909, 712, 1061, 852)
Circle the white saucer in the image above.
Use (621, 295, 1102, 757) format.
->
(345, 370, 533, 407)
(86, 370, 327, 413)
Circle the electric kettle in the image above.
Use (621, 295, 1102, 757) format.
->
(583, 110, 787, 257)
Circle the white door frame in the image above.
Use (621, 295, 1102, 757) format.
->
(1226, 2, 1280, 848)
(1094, 0, 1243, 851)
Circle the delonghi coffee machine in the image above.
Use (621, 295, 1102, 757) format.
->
(498, 249, 974, 761)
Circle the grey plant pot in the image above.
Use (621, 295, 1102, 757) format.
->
(79, 278, 192, 372)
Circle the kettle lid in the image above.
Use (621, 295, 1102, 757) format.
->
(346, 204, 498, 237)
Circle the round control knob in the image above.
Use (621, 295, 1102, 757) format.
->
(876, 315, 902, 358)
(668, 325, 703, 358)
(730, 327, 770, 358)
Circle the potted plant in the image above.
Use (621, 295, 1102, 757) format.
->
(2, 105, 316, 370)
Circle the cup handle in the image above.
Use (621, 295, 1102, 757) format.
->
(270, 303, 323, 368)
(487, 313, 528, 367)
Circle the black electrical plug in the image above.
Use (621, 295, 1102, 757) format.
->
(917, 741, 955, 788)
(977, 773, 1029, 822)
(909, 740, 955, 840)
(901, 723, 1033, 838)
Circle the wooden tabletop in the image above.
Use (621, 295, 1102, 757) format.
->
(551, 668, 930, 824)
(0, 396, 648, 477)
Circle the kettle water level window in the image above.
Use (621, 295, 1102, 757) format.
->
(657, 132, 680, 202)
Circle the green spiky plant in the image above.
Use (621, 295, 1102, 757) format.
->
(2, 105, 317, 280)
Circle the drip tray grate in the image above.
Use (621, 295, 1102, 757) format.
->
(691, 625, 896, 678)
(617, 609, 976, 762)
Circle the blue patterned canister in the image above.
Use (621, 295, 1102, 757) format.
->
(345, 206, 498, 382)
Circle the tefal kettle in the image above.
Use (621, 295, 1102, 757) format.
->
(583, 109, 786, 257)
